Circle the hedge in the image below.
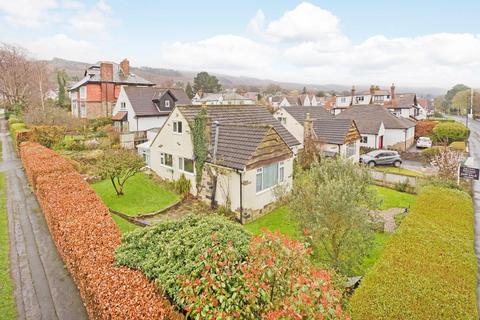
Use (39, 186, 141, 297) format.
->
(349, 187, 477, 319)
(432, 121, 469, 143)
(20, 142, 182, 320)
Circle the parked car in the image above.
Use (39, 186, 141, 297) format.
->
(416, 136, 432, 148)
(360, 150, 402, 167)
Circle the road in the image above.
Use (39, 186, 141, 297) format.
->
(1, 118, 87, 320)
(453, 115, 480, 315)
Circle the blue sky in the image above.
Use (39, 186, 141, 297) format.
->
(1, 0, 480, 87)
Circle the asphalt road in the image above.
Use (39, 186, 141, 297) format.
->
(453, 115, 480, 315)
(1, 118, 87, 320)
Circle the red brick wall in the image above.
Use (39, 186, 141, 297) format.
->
(86, 84, 101, 102)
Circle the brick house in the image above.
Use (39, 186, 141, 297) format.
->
(69, 59, 154, 119)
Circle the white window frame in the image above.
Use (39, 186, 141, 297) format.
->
(179, 157, 194, 174)
(255, 161, 284, 194)
(79, 86, 87, 100)
(360, 136, 368, 144)
(165, 100, 171, 108)
(173, 121, 183, 134)
(121, 102, 126, 109)
(160, 152, 173, 168)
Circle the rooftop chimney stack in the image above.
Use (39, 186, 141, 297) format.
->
(100, 62, 113, 82)
(390, 83, 396, 100)
(350, 85, 356, 106)
(120, 58, 130, 76)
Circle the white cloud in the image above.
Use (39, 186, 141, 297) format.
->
(70, 0, 115, 34)
(246, 9, 265, 36)
(0, 0, 57, 27)
(26, 34, 100, 62)
(265, 2, 342, 42)
(161, 35, 277, 73)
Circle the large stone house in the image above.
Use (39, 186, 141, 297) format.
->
(274, 106, 361, 161)
(148, 105, 300, 221)
(336, 105, 416, 150)
(69, 59, 154, 119)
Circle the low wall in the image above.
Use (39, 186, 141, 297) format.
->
(20, 142, 182, 320)
(370, 170, 420, 192)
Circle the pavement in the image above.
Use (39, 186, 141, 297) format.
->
(2, 118, 87, 320)
(452, 115, 480, 315)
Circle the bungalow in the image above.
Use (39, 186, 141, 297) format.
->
(274, 106, 361, 161)
(149, 105, 300, 221)
(192, 92, 255, 105)
(336, 105, 416, 151)
(111, 86, 190, 132)
(69, 59, 154, 119)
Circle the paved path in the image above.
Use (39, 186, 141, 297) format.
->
(372, 208, 405, 232)
(453, 115, 480, 315)
(2, 119, 87, 320)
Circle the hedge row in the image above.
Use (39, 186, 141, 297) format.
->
(350, 186, 477, 319)
(20, 142, 182, 320)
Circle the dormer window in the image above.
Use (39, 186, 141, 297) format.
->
(121, 102, 126, 109)
(165, 100, 171, 108)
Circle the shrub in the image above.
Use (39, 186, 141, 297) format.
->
(30, 125, 65, 148)
(56, 139, 86, 151)
(7, 117, 22, 125)
(20, 142, 181, 319)
(89, 117, 113, 132)
(10, 122, 26, 131)
(177, 231, 348, 319)
(350, 187, 477, 319)
(115, 215, 251, 306)
(449, 140, 466, 151)
(421, 146, 442, 164)
(432, 122, 469, 144)
(394, 180, 409, 192)
(174, 174, 191, 196)
(414, 120, 438, 139)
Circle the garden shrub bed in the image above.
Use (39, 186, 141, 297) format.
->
(20, 142, 181, 320)
(349, 186, 477, 319)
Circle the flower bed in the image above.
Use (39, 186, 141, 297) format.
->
(20, 142, 181, 320)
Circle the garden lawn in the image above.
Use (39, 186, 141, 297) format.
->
(111, 214, 139, 234)
(372, 166, 424, 177)
(245, 206, 300, 239)
(357, 233, 391, 275)
(0, 172, 16, 319)
(92, 173, 180, 216)
(373, 186, 417, 210)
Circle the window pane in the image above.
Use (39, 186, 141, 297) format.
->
(256, 172, 263, 192)
(179, 157, 184, 170)
(178, 121, 182, 133)
(165, 154, 173, 167)
(279, 166, 284, 182)
(184, 159, 194, 173)
(173, 122, 177, 132)
(263, 163, 278, 189)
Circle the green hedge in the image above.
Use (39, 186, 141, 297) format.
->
(350, 187, 477, 319)
(432, 122, 469, 143)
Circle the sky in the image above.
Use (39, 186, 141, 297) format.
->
(1, 0, 480, 88)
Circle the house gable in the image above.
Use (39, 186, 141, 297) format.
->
(246, 127, 293, 170)
(344, 121, 361, 144)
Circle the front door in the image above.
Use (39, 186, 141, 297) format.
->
(378, 136, 384, 149)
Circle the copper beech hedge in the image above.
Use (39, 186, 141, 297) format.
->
(20, 142, 182, 320)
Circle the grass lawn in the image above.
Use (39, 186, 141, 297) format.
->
(372, 166, 424, 177)
(92, 173, 180, 216)
(111, 214, 139, 234)
(373, 186, 417, 210)
(357, 232, 391, 275)
(245, 206, 300, 239)
(0, 172, 16, 319)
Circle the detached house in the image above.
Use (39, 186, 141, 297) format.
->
(69, 59, 154, 119)
(112, 86, 190, 132)
(192, 92, 255, 105)
(274, 106, 361, 161)
(149, 105, 300, 221)
(336, 105, 416, 151)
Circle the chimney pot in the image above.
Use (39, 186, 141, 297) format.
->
(390, 83, 396, 100)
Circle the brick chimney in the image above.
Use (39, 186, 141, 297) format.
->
(100, 62, 113, 82)
(120, 58, 130, 76)
(303, 113, 314, 143)
(390, 83, 396, 100)
(370, 85, 375, 95)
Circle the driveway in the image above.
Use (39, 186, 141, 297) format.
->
(452, 115, 480, 315)
(2, 118, 87, 320)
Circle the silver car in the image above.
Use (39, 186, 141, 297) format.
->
(360, 150, 402, 167)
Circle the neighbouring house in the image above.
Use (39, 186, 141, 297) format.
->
(112, 86, 190, 132)
(335, 85, 392, 110)
(149, 105, 300, 221)
(418, 98, 435, 116)
(274, 106, 361, 161)
(69, 59, 154, 119)
(336, 104, 416, 151)
(384, 91, 426, 120)
(192, 92, 255, 105)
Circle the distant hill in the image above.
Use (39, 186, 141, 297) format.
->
(47, 58, 445, 96)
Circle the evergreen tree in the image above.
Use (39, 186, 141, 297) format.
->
(185, 82, 194, 99)
(193, 72, 221, 93)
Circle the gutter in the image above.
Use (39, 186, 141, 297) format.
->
(238, 170, 244, 224)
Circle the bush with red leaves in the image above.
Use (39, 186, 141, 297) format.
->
(20, 142, 182, 320)
(415, 120, 438, 139)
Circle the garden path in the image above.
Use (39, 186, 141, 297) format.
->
(2, 118, 87, 320)
(373, 208, 405, 233)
